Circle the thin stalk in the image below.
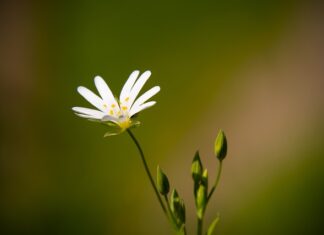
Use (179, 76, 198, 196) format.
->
(127, 129, 167, 215)
(197, 217, 203, 235)
(207, 160, 223, 202)
(184, 227, 187, 235)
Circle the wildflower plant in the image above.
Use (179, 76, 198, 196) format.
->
(73, 70, 228, 235)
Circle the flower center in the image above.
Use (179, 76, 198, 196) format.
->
(118, 115, 131, 130)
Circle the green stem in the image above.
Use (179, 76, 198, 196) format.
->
(127, 130, 167, 215)
(184, 227, 187, 235)
(197, 216, 203, 235)
(207, 160, 223, 202)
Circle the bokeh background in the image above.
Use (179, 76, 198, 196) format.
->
(1, 1, 323, 234)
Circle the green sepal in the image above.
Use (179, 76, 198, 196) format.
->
(101, 119, 121, 137)
(196, 184, 207, 219)
(202, 169, 208, 191)
(179, 198, 186, 224)
(103, 124, 122, 137)
(102, 119, 141, 137)
(192, 151, 203, 199)
(170, 189, 179, 215)
(191, 151, 203, 182)
(103, 131, 122, 137)
(214, 130, 227, 161)
(129, 120, 141, 129)
(206, 215, 220, 235)
(156, 165, 170, 195)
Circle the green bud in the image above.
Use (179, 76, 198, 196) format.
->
(191, 151, 203, 181)
(157, 165, 170, 195)
(214, 130, 227, 161)
(196, 184, 207, 219)
(171, 189, 186, 226)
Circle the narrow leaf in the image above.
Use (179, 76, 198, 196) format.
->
(206, 215, 220, 235)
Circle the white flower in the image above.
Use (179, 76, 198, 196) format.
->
(72, 70, 160, 136)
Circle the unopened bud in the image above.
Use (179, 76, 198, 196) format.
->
(191, 151, 203, 181)
(157, 165, 170, 195)
(214, 130, 227, 161)
(196, 184, 207, 219)
(171, 189, 186, 226)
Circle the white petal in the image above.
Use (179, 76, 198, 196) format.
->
(101, 115, 119, 123)
(75, 113, 101, 120)
(128, 71, 151, 108)
(94, 76, 118, 107)
(119, 70, 140, 102)
(77, 86, 105, 112)
(72, 107, 105, 119)
(131, 86, 160, 111)
(129, 101, 156, 117)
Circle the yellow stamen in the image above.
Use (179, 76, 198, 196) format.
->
(125, 97, 129, 102)
(109, 110, 114, 115)
(111, 104, 116, 108)
(103, 104, 107, 108)
(122, 106, 127, 111)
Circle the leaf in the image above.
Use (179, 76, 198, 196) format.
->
(206, 215, 220, 235)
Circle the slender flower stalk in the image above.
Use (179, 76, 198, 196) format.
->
(127, 129, 167, 215)
(207, 160, 223, 202)
(197, 217, 203, 235)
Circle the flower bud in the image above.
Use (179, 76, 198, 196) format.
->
(196, 184, 207, 219)
(171, 189, 186, 226)
(214, 130, 227, 161)
(191, 151, 203, 181)
(157, 165, 170, 195)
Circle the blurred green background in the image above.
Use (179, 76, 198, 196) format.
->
(1, 0, 323, 234)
